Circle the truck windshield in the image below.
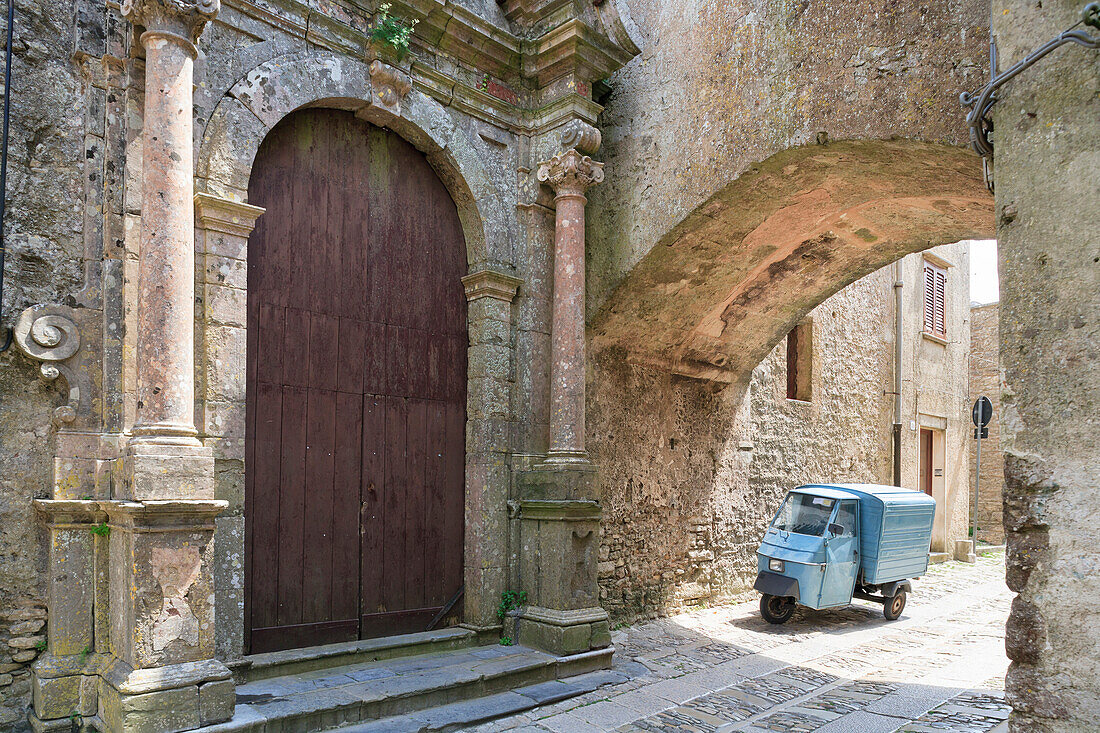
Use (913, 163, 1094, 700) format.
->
(771, 493, 835, 536)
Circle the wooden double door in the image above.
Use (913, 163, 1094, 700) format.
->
(245, 109, 467, 654)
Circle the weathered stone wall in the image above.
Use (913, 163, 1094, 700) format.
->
(595, 242, 972, 622)
(588, 0, 990, 313)
(969, 303, 1004, 544)
(993, 0, 1100, 729)
(0, 1, 87, 728)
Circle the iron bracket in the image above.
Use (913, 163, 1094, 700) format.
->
(960, 2, 1100, 191)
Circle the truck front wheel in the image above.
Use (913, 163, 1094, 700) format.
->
(760, 594, 796, 624)
(884, 590, 907, 620)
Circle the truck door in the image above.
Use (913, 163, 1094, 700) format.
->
(820, 500, 860, 607)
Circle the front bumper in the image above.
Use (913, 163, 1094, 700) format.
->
(754, 571, 801, 601)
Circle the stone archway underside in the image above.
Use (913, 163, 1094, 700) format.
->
(592, 139, 994, 383)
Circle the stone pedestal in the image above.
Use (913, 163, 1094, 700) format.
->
(98, 500, 232, 731)
(513, 489, 610, 655)
(30, 501, 102, 728)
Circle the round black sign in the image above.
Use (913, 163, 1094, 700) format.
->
(972, 396, 993, 427)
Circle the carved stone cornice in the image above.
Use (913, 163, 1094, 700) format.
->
(122, 0, 219, 43)
(537, 148, 604, 196)
(14, 304, 98, 428)
(369, 60, 414, 115)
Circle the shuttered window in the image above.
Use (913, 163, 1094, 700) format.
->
(923, 261, 947, 338)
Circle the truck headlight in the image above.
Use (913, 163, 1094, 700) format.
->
(768, 558, 784, 573)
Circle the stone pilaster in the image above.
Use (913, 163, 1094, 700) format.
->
(512, 128, 610, 658)
(194, 193, 264, 663)
(462, 269, 523, 629)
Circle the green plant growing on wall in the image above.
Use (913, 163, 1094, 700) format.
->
(498, 636, 513, 646)
(90, 523, 110, 537)
(371, 3, 418, 58)
(33, 638, 46, 651)
(496, 590, 527, 621)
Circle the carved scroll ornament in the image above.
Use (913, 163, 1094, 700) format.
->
(560, 119, 601, 156)
(14, 304, 91, 426)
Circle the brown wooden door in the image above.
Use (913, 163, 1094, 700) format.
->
(245, 109, 467, 654)
(919, 428, 933, 496)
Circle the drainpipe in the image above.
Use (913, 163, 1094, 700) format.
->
(892, 259, 904, 486)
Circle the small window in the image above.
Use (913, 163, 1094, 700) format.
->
(835, 501, 858, 536)
(786, 320, 813, 401)
(923, 260, 947, 338)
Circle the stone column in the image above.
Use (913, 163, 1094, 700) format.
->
(121, 0, 216, 500)
(461, 269, 523, 631)
(93, 3, 235, 731)
(537, 147, 603, 466)
(512, 124, 611, 661)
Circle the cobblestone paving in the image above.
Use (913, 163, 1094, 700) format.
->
(464, 552, 1011, 733)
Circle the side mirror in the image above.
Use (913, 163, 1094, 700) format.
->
(828, 523, 843, 537)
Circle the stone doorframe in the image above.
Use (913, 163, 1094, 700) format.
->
(193, 49, 520, 661)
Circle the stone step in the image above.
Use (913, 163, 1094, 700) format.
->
(195, 643, 615, 733)
(239, 628, 482, 683)
(335, 668, 628, 732)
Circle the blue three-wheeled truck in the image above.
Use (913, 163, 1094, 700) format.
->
(754, 483, 936, 624)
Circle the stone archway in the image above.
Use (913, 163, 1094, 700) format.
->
(589, 138, 994, 621)
(193, 50, 520, 660)
(592, 139, 994, 385)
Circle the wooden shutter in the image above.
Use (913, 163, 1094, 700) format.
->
(923, 261, 947, 338)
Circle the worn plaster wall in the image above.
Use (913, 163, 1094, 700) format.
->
(969, 302, 1004, 544)
(588, 0, 990, 313)
(595, 243, 972, 622)
(993, 0, 1100, 729)
(0, 1, 87, 728)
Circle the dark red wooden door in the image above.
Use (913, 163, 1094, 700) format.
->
(245, 109, 467, 654)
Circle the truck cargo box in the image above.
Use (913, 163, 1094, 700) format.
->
(799, 483, 935, 585)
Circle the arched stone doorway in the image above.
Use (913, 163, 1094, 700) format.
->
(244, 108, 468, 653)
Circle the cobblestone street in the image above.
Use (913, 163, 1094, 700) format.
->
(470, 553, 1010, 733)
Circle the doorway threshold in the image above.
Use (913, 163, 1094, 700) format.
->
(238, 627, 485, 683)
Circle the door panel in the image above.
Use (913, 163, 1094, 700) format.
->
(246, 109, 467, 653)
(820, 500, 860, 607)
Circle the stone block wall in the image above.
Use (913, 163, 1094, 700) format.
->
(0, 0, 86, 727)
(969, 303, 1004, 544)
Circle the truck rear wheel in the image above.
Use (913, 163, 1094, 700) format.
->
(760, 594, 796, 624)
(884, 590, 906, 620)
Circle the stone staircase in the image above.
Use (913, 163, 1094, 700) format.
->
(194, 629, 617, 732)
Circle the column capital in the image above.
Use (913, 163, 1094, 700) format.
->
(537, 149, 604, 197)
(122, 0, 219, 44)
(462, 269, 523, 303)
